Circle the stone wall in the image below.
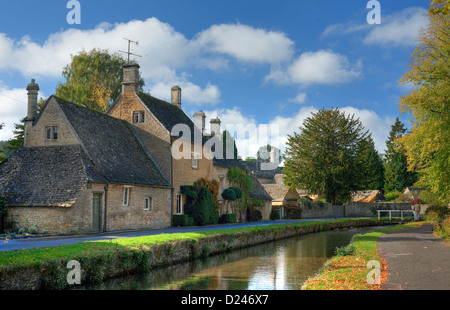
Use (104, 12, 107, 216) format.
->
(345, 202, 412, 217)
(299, 202, 334, 219)
(104, 183, 171, 231)
(26, 98, 79, 147)
(297, 201, 413, 219)
(7, 183, 172, 234)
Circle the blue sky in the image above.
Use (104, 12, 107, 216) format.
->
(0, 0, 430, 158)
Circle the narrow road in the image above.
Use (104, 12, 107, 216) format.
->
(378, 224, 450, 290)
(0, 218, 327, 252)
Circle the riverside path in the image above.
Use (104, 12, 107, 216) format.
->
(378, 224, 450, 290)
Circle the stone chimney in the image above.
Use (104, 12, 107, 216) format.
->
(193, 110, 206, 134)
(210, 117, 221, 137)
(270, 147, 280, 164)
(122, 62, 140, 94)
(24, 79, 39, 146)
(171, 85, 181, 109)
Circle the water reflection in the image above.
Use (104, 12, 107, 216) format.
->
(86, 226, 379, 290)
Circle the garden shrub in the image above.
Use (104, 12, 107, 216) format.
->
(219, 213, 237, 224)
(384, 191, 402, 201)
(221, 188, 236, 201)
(283, 202, 302, 219)
(28, 226, 38, 234)
(183, 186, 217, 226)
(229, 187, 242, 199)
(270, 208, 280, 220)
(246, 208, 262, 222)
(173, 214, 195, 227)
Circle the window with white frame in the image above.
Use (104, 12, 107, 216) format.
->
(45, 126, 58, 141)
(176, 194, 183, 214)
(191, 152, 199, 169)
(123, 186, 131, 206)
(144, 197, 152, 211)
(132, 111, 145, 124)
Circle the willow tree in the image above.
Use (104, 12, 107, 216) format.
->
(55, 48, 144, 112)
(283, 108, 369, 205)
(399, 4, 449, 205)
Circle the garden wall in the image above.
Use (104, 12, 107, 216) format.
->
(297, 202, 412, 219)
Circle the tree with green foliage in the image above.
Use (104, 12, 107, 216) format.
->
(399, 4, 449, 205)
(182, 185, 217, 226)
(283, 108, 369, 205)
(222, 130, 239, 160)
(226, 167, 254, 220)
(356, 135, 384, 190)
(56, 48, 144, 112)
(383, 118, 417, 193)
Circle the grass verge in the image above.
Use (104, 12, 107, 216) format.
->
(301, 221, 423, 290)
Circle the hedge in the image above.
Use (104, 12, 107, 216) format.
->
(172, 214, 195, 227)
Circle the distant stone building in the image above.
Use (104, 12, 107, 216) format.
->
(403, 187, 426, 201)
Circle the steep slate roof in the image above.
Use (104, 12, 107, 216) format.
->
(0, 97, 170, 207)
(56, 97, 169, 187)
(138, 92, 195, 135)
(0, 145, 91, 207)
(137, 92, 209, 144)
(239, 161, 283, 179)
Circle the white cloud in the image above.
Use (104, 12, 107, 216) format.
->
(288, 92, 307, 104)
(363, 7, 428, 47)
(0, 18, 300, 106)
(150, 81, 220, 106)
(194, 23, 294, 64)
(266, 50, 362, 86)
(198, 105, 391, 162)
(322, 7, 429, 47)
(0, 85, 27, 141)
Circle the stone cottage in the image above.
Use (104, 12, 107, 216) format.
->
(0, 80, 171, 234)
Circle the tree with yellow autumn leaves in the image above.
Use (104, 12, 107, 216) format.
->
(399, 1, 449, 205)
(56, 48, 144, 112)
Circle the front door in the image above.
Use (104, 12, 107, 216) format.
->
(92, 194, 102, 232)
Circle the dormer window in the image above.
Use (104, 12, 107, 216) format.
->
(45, 126, 58, 141)
(132, 111, 145, 124)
